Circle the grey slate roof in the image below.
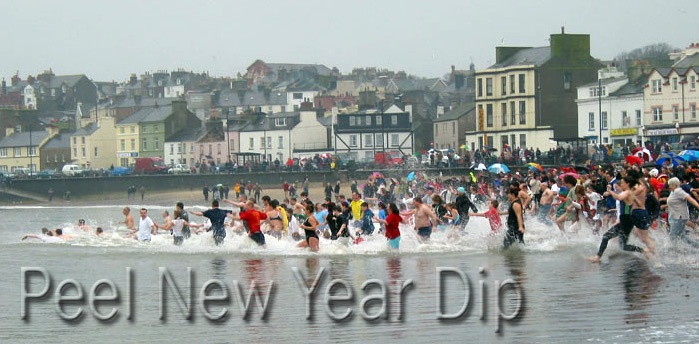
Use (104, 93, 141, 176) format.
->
(673, 53, 699, 68)
(40, 75, 86, 89)
(118, 105, 173, 124)
(216, 90, 288, 107)
(489, 47, 552, 69)
(42, 134, 71, 149)
(434, 103, 475, 122)
(266, 63, 337, 77)
(108, 97, 176, 109)
(73, 122, 99, 136)
(0, 131, 50, 148)
(165, 127, 207, 143)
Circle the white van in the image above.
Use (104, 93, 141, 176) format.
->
(62, 164, 83, 177)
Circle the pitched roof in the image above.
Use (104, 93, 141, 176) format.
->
(489, 46, 552, 69)
(40, 75, 87, 89)
(165, 126, 207, 142)
(42, 134, 71, 149)
(73, 122, 99, 136)
(108, 97, 176, 109)
(434, 103, 475, 122)
(118, 105, 173, 124)
(266, 63, 337, 77)
(0, 131, 50, 148)
(673, 52, 699, 69)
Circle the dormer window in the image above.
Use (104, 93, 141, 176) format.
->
(275, 118, 286, 126)
(176, 78, 181, 85)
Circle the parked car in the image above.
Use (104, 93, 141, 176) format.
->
(111, 166, 132, 176)
(37, 168, 61, 179)
(168, 164, 192, 174)
(14, 168, 37, 179)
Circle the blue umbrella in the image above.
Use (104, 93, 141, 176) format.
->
(679, 150, 699, 162)
(488, 163, 510, 174)
(656, 153, 685, 167)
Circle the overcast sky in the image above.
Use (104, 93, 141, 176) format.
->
(1, 0, 696, 82)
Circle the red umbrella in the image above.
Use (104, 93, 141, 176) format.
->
(625, 155, 643, 165)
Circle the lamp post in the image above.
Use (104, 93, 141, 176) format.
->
(28, 125, 33, 175)
(598, 78, 602, 147)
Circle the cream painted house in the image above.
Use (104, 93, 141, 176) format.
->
(70, 115, 118, 169)
(643, 63, 699, 145)
(116, 121, 140, 167)
(0, 126, 59, 173)
(466, 31, 601, 152)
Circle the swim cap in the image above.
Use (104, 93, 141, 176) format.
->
(457, 187, 465, 193)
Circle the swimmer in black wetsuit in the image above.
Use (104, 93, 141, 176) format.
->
(504, 188, 525, 249)
(297, 203, 319, 252)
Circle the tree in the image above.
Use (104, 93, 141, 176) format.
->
(615, 43, 676, 65)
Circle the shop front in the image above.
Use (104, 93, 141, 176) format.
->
(644, 126, 680, 146)
(610, 128, 638, 148)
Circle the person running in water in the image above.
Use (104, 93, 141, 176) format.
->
(588, 175, 650, 263)
(190, 200, 232, 246)
(504, 188, 525, 249)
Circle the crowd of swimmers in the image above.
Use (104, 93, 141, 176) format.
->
(20, 162, 699, 260)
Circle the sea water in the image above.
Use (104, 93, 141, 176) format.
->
(1, 203, 698, 343)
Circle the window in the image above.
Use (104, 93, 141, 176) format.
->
(519, 134, 526, 149)
(391, 115, 397, 125)
(366, 116, 372, 126)
(477, 78, 483, 97)
(278, 136, 284, 149)
(519, 101, 526, 124)
(452, 122, 455, 135)
(588, 112, 595, 130)
(73, 137, 77, 144)
(501, 76, 507, 95)
(217, 143, 221, 154)
(94, 147, 98, 157)
(364, 134, 373, 147)
(130, 139, 135, 150)
(51, 89, 55, 97)
(349, 116, 356, 126)
(652, 80, 662, 93)
(81, 137, 85, 144)
(510, 102, 516, 125)
(154, 137, 160, 150)
(518, 74, 526, 93)
(672, 77, 678, 91)
(142, 125, 147, 133)
(349, 135, 358, 147)
(142, 138, 147, 150)
(152, 125, 157, 133)
(485, 78, 493, 96)
(563, 72, 572, 91)
(501, 103, 508, 126)
(73, 148, 77, 157)
(673, 105, 679, 120)
(653, 107, 662, 121)
(249, 138, 254, 150)
(601, 112, 608, 130)
(131, 126, 135, 133)
(691, 76, 696, 90)
(375, 133, 383, 147)
(691, 104, 696, 120)
(376, 115, 382, 126)
(275, 118, 286, 127)
(391, 134, 399, 147)
(510, 75, 515, 94)
(292, 92, 304, 100)
(266, 137, 271, 149)
(486, 104, 493, 127)
(635, 110, 642, 126)
(622, 111, 629, 127)
(29, 147, 36, 156)
(14, 147, 21, 157)
(81, 147, 86, 157)
(259, 137, 264, 150)
(0, 148, 6, 157)
(176, 144, 180, 154)
(120, 127, 125, 134)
